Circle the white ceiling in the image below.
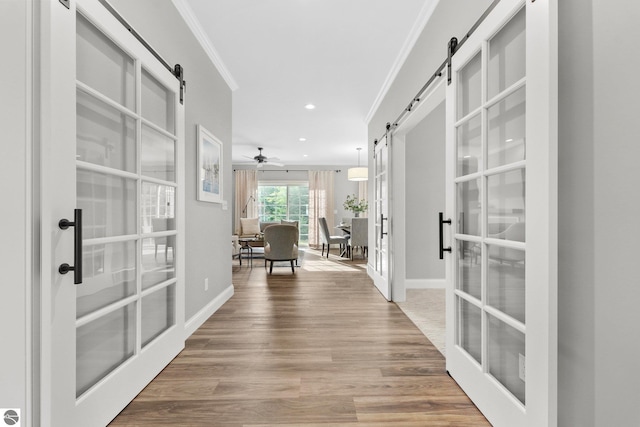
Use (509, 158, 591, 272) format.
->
(179, 0, 435, 166)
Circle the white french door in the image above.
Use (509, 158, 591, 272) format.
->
(371, 134, 391, 300)
(40, 1, 185, 426)
(444, 0, 557, 426)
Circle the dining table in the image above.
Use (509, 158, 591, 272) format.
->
(335, 224, 351, 257)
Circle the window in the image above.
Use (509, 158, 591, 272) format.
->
(258, 183, 309, 245)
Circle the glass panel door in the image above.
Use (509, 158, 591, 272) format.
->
(76, 8, 180, 396)
(452, 5, 527, 403)
(372, 135, 390, 300)
(43, 1, 185, 425)
(445, 0, 557, 425)
(257, 183, 310, 245)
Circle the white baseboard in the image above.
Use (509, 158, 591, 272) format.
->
(184, 284, 234, 338)
(405, 279, 446, 289)
(367, 263, 375, 279)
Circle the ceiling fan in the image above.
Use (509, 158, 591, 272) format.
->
(243, 147, 284, 168)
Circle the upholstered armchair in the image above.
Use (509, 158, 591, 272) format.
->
(238, 217, 280, 247)
(238, 217, 261, 238)
(231, 235, 240, 260)
(152, 217, 175, 260)
(263, 224, 299, 274)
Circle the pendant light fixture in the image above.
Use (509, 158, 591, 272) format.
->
(347, 147, 368, 181)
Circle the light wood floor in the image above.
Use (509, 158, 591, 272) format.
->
(110, 250, 489, 426)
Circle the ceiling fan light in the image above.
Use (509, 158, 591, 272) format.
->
(348, 167, 368, 181)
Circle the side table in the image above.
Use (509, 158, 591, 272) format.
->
(238, 238, 255, 267)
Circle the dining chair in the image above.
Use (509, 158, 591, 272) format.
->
(152, 217, 175, 261)
(318, 217, 349, 258)
(348, 218, 368, 260)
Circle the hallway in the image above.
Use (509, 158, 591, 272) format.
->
(110, 250, 489, 426)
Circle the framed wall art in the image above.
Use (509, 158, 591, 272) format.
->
(197, 124, 223, 203)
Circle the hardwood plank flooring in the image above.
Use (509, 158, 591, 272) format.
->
(110, 250, 489, 426)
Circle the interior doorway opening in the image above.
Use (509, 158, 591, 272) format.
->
(390, 80, 448, 355)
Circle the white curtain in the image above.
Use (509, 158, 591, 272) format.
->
(308, 170, 335, 248)
(234, 169, 258, 234)
(358, 181, 368, 218)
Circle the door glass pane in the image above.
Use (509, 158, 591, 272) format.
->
(77, 241, 136, 318)
(141, 182, 176, 233)
(142, 284, 176, 347)
(142, 182, 176, 291)
(457, 52, 482, 119)
(488, 86, 526, 169)
(76, 90, 136, 172)
(488, 7, 526, 99)
(77, 171, 136, 239)
(76, 303, 135, 397)
(488, 245, 525, 323)
(456, 114, 482, 177)
(487, 170, 525, 241)
(142, 233, 175, 290)
(487, 314, 526, 404)
(457, 297, 482, 364)
(142, 69, 175, 133)
(142, 125, 176, 182)
(457, 178, 481, 236)
(457, 240, 482, 299)
(257, 185, 287, 221)
(76, 13, 135, 110)
(256, 184, 309, 245)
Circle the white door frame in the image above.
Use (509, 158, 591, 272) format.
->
(1, 1, 35, 424)
(389, 78, 447, 302)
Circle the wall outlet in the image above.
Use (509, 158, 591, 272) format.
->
(519, 353, 526, 382)
(204, 277, 209, 291)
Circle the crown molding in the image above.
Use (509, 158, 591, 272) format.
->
(365, 0, 440, 124)
(172, 0, 239, 91)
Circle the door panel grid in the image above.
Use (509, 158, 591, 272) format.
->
(372, 135, 390, 300)
(448, 2, 531, 418)
(75, 4, 179, 400)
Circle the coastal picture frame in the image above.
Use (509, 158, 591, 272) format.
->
(197, 124, 223, 203)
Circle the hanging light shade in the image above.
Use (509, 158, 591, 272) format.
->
(348, 148, 368, 181)
(348, 167, 368, 181)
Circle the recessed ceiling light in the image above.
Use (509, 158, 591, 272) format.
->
(303, 154, 308, 157)
(304, 104, 316, 110)
(299, 137, 307, 142)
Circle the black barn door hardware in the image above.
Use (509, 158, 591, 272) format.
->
(58, 209, 83, 284)
(439, 212, 452, 259)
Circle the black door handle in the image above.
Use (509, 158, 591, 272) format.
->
(59, 208, 83, 284)
(380, 213, 388, 240)
(439, 212, 452, 259)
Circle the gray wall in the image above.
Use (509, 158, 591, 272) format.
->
(370, 0, 640, 424)
(404, 101, 445, 280)
(110, 0, 233, 320)
(591, 2, 640, 422)
(232, 165, 360, 230)
(559, 0, 640, 425)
